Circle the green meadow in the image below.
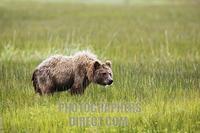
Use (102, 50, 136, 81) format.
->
(0, 0, 200, 132)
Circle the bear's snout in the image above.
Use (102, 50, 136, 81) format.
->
(108, 79, 113, 85)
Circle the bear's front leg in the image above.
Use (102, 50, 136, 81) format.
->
(70, 76, 85, 95)
(70, 67, 88, 95)
(70, 84, 84, 95)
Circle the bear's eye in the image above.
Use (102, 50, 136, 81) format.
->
(102, 72, 107, 76)
(109, 73, 112, 76)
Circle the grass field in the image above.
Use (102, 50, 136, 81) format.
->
(0, 0, 200, 132)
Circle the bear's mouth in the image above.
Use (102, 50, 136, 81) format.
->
(101, 82, 112, 86)
(96, 80, 112, 86)
(98, 82, 108, 86)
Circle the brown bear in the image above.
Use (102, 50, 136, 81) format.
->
(32, 51, 113, 95)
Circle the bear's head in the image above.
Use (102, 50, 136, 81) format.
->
(92, 60, 113, 86)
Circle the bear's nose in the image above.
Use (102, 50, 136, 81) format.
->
(108, 80, 113, 85)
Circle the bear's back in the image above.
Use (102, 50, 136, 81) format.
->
(37, 55, 69, 69)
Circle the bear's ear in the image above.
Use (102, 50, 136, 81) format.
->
(105, 60, 112, 68)
(94, 61, 101, 70)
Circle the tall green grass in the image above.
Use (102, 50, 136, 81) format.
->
(0, 1, 200, 132)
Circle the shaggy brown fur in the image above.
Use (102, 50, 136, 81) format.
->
(32, 51, 113, 95)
